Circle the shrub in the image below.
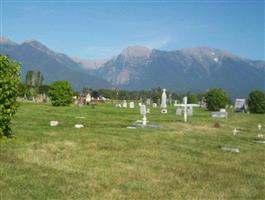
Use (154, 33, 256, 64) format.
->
(248, 90, 265, 114)
(205, 88, 229, 111)
(0, 55, 21, 137)
(48, 80, 73, 106)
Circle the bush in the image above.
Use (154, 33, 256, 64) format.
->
(205, 88, 228, 111)
(48, 80, 73, 106)
(0, 55, 21, 137)
(248, 90, 265, 114)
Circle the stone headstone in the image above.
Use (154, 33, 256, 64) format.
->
(176, 108, 182, 116)
(174, 100, 178, 107)
(160, 89, 167, 113)
(140, 104, 147, 125)
(152, 103, 157, 108)
(146, 98, 151, 105)
(212, 112, 228, 118)
(115, 103, 122, 108)
(220, 108, 226, 112)
(233, 128, 238, 136)
(75, 124, 84, 128)
(50, 121, 59, 126)
(147, 108, 150, 113)
(85, 93, 91, 103)
(129, 102, 135, 108)
(187, 106, 193, 116)
(258, 124, 262, 131)
(123, 100, 127, 108)
(221, 147, 240, 153)
(140, 104, 147, 115)
(253, 140, 265, 144)
(234, 99, 246, 112)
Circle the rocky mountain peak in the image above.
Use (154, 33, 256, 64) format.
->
(179, 47, 238, 61)
(22, 39, 55, 55)
(0, 37, 17, 46)
(121, 45, 151, 58)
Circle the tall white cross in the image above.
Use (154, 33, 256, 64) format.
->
(175, 96, 199, 122)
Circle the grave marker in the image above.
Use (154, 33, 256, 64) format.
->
(123, 100, 127, 108)
(175, 96, 199, 122)
(234, 99, 246, 112)
(212, 109, 228, 118)
(140, 104, 147, 125)
(129, 102, 135, 108)
(146, 98, 151, 105)
(160, 89, 167, 113)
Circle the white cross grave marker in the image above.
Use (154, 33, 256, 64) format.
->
(175, 96, 199, 122)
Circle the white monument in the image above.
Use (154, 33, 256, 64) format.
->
(146, 98, 151, 105)
(140, 104, 147, 125)
(129, 102, 135, 109)
(175, 96, 199, 122)
(234, 99, 246, 112)
(161, 89, 167, 113)
(122, 100, 127, 108)
(212, 109, 228, 118)
(85, 93, 91, 103)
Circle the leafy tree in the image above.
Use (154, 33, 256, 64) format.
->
(248, 90, 265, 114)
(38, 85, 50, 95)
(18, 82, 27, 97)
(98, 89, 116, 99)
(25, 70, 44, 87)
(36, 71, 44, 87)
(26, 70, 34, 87)
(91, 90, 100, 99)
(48, 80, 73, 106)
(0, 55, 20, 137)
(205, 88, 228, 111)
(186, 92, 198, 104)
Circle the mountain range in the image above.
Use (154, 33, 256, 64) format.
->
(1, 37, 264, 97)
(0, 37, 110, 89)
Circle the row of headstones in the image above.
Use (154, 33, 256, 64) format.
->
(115, 101, 158, 109)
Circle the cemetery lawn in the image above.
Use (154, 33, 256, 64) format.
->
(1, 102, 265, 200)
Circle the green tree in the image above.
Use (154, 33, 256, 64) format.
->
(0, 55, 20, 137)
(18, 82, 27, 97)
(205, 88, 228, 111)
(26, 70, 35, 87)
(36, 71, 44, 87)
(48, 80, 73, 106)
(25, 70, 44, 87)
(248, 90, 265, 114)
(186, 92, 198, 104)
(38, 85, 50, 95)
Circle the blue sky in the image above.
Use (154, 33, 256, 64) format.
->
(1, 0, 264, 60)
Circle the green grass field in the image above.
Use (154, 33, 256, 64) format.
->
(1, 102, 265, 200)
